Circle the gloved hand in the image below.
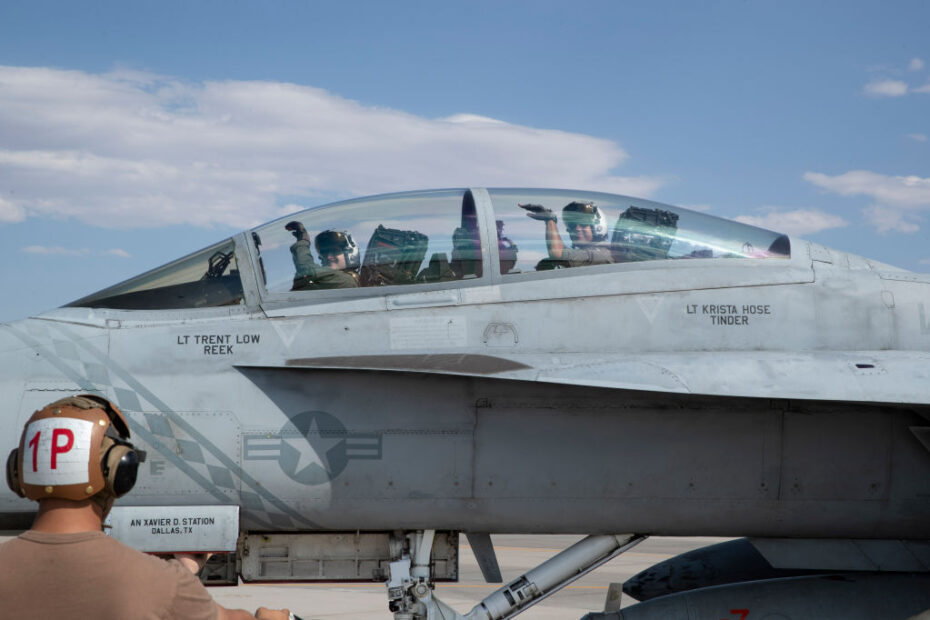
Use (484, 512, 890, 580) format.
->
(520, 203, 556, 222)
(285, 221, 310, 241)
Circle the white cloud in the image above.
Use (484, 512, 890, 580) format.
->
(279, 203, 305, 216)
(0, 65, 662, 230)
(804, 170, 930, 208)
(910, 58, 925, 71)
(862, 205, 921, 234)
(863, 79, 909, 97)
(805, 170, 930, 234)
(22, 245, 91, 256)
(919, 257, 930, 265)
(20, 245, 132, 258)
(0, 196, 26, 223)
(908, 133, 928, 142)
(734, 209, 848, 237)
(915, 83, 930, 94)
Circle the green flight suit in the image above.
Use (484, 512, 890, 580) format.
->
(290, 240, 358, 290)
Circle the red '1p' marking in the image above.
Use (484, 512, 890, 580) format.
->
(28, 431, 40, 472)
(731, 610, 750, 620)
(50, 428, 74, 469)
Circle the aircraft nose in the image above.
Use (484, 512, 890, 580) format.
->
(0, 320, 44, 381)
(0, 321, 22, 350)
(0, 322, 37, 448)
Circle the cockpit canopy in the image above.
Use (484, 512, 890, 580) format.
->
(67, 238, 244, 310)
(67, 188, 789, 311)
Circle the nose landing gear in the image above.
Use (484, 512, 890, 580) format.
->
(386, 530, 646, 620)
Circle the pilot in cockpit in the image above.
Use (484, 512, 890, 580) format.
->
(315, 229, 361, 286)
(285, 221, 359, 290)
(521, 201, 613, 268)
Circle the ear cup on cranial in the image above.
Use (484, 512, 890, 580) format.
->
(6, 449, 25, 498)
(102, 443, 142, 497)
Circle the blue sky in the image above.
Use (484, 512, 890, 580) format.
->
(0, 0, 928, 321)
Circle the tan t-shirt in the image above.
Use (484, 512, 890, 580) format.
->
(0, 530, 218, 620)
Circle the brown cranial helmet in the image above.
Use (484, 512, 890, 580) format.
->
(5, 395, 145, 506)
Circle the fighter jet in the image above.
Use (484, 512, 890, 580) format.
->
(1, 188, 929, 619)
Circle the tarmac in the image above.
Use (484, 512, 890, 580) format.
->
(0, 531, 726, 618)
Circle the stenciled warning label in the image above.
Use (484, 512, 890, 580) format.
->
(105, 505, 239, 552)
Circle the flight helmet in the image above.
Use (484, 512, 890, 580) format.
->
(315, 230, 360, 270)
(562, 202, 607, 242)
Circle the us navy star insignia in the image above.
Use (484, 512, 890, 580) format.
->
(281, 416, 342, 478)
(242, 409, 383, 486)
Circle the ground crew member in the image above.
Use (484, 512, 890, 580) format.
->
(0, 394, 292, 620)
(285, 221, 358, 290)
(521, 201, 612, 268)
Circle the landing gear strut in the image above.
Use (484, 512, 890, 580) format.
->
(386, 531, 646, 620)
